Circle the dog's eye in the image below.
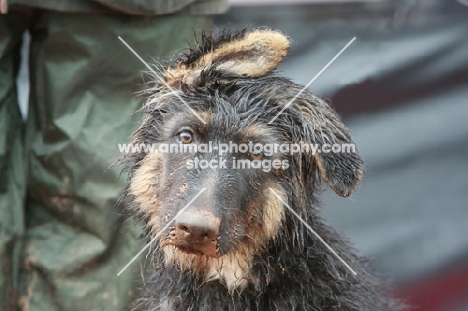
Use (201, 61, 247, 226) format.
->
(177, 130, 193, 144)
(249, 150, 264, 161)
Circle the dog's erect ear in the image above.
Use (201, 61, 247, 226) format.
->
(164, 29, 290, 87)
(293, 94, 364, 197)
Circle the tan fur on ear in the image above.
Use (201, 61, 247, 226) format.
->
(165, 29, 290, 86)
(209, 29, 290, 76)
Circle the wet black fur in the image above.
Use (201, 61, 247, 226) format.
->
(122, 29, 404, 311)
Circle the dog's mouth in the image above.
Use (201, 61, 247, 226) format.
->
(161, 240, 253, 293)
(162, 233, 221, 258)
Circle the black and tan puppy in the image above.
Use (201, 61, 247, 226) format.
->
(122, 29, 403, 311)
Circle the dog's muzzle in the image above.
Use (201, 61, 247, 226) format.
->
(167, 210, 221, 257)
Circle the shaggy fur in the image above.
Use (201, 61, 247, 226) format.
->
(121, 28, 403, 311)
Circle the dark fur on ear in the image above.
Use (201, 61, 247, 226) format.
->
(301, 95, 363, 197)
(266, 85, 364, 197)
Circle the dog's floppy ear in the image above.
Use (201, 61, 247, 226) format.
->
(164, 29, 290, 87)
(294, 94, 364, 197)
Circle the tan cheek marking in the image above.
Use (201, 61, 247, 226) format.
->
(130, 151, 164, 233)
(243, 183, 286, 248)
(260, 184, 286, 241)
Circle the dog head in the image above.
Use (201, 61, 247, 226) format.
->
(123, 29, 363, 292)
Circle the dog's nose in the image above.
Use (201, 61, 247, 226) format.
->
(175, 211, 220, 244)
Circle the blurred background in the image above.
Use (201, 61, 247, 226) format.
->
(214, 0, 468, 310)
(15, 0, 468, 310)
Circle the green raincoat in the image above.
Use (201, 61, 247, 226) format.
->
(0, 1, 227, 310)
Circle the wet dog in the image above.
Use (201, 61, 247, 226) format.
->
(121, 29, 402, 311)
